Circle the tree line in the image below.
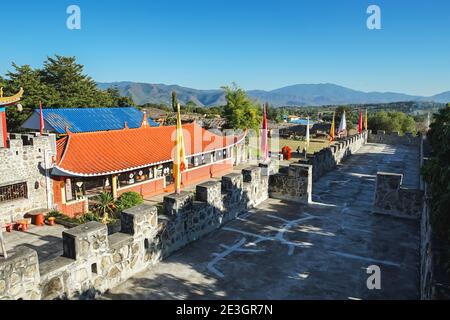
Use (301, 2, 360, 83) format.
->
(422, 105, 450, 247)
(1, 55, 134, 132)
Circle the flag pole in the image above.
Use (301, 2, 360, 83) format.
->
(330, 112, 335, 144)
(174, 102, 188, 194)
(306, 115, 310, 153)
(39, 100, 44, 135)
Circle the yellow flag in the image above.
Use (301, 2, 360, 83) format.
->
(330, 112, 335, 142)
(173, 103, 187, 193)
(364, 109, 368, 131)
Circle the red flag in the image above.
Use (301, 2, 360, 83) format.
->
(358, 110, 363, 134)
(39, 101, 44, 135)
(261, 103, 269, 161)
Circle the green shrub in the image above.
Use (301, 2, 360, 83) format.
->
(77, 212, 101, 224)
(116, 192, 144, 211)
(48, 210, 63, 218)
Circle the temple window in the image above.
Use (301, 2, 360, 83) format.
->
(69, 177, 111, 200)
(155, 165, 164, 178)
(0, 182, 28, 203)
(148, 167, 154, 180)
(119, 169, 147, 187)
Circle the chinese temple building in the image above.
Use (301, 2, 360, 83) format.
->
(51, 120, 246, 216)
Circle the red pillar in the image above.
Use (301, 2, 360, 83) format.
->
(0, 107, 7, 148)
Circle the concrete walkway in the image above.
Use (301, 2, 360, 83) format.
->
(102, 142, 421, 300)
(2, 224, 66, 262)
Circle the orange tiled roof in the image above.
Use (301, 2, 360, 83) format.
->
(54, 122, 245, 176)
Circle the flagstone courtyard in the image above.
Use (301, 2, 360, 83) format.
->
(101, 142, 421, 300)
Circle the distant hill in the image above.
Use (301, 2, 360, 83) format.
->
(97, 82, 449, 107)
(428, 91, 450, 103)
(97, 82, 225, 107)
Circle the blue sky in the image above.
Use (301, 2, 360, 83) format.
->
(1, 0, 449, 96)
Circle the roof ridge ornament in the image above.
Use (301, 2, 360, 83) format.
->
(65, 126, 73, 135)
(140, 111, 149, 128)
(0, 87, 24, 106)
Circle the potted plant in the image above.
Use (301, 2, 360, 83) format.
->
(47, 217, 56, 226)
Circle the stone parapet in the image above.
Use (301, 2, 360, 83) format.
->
(1, 165, 269, 300)
(373, 172, 424, 219)
(269, 164, 312, 204)
(368, 130, 421, 146)
(298, 131, 367, 181)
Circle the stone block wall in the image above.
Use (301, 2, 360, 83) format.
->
(298, 131, 367, 181)
(0, 246, 40, 300)
(0, 133, 57, 224)
(373, 172, 424, 219)
(0, 165, 268, 300)
(368, 130, 421, 146)
(159, 165, 269, 257)
(419, 145, 450, 299)
(269, 164, 312, 204)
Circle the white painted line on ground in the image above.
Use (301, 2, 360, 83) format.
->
(330, 251, 402, 268)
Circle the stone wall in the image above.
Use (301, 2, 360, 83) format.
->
(159, 165, 269, 257)
(298, 131, 368, 181)
(269, 164, 312, 204)
(0, 165, 269, 300)
(419, 138, 450, 300)
(368, 130, 421, 146)
(420, 183, 450, 299)
(373, 172, 424, 220)
(0, 133, 57, 224)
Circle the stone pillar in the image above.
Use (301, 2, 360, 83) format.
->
(196, 181, 222, 207)
(221, 173, 243, 193)
(242, 166, 261, 183)
(373, 172, 402, 214)
(121, 204, 158, 239)
(269, 163, 312, 204)
(62, 222, 109, 260)
(163, 191, 194, 216)
(111, 174, 118, 200)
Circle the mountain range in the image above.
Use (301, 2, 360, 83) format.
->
(97, 82, 450, 107)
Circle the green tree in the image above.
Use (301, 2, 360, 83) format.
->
(4, 63, 58, 132)
(369, 111, 416, 134)
(106, 87, 135, 106)
(422, 105, 450, 243)
(2, 55, 136, 131)
(335, 106, 355, 130)
(139, 103, 171, 112)
(171, 91, 178, 112)
(207, 106, 224, 117)
(266, 104, 283, 123)
(222, 83, 262, 131)
(41, 55, 104, 108)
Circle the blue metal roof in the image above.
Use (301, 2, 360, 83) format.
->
(22, 107, 159, 134)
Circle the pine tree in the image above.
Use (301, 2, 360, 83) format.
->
(171, 91, 178, 112)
